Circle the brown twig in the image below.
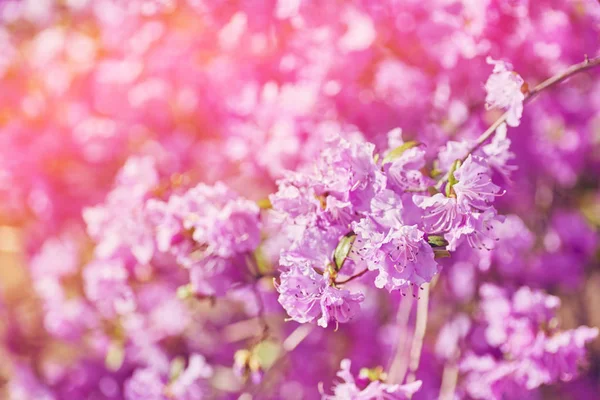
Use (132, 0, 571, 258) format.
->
(436, 55, 600, 190)
(335, 268, 370, 285)
(250, 282, 270, 340)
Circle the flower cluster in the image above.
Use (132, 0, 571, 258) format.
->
(147, 181, 261, 297)
(125, 354, 213, 400)
(459, 285, 599, 400)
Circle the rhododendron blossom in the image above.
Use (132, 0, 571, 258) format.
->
(485, 57, 526, 127)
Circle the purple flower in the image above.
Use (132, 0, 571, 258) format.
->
(280, 226, 346, 272)
(276, 265, 364, 328)
(189, 256, 244, 297)
(486, 214, 534, 276)
(439, 132, 515, 185)
(478, 284, 562, 354)
(115, 155, 160, 196)
(42, 297, 97, 340)
(167, 354, 213, 400)
(533, 326, 599, 384)
(435, 313, 471, 360)
(445, 209, 504, 251)
(136, 283, 192, 339)
(146, 196, 186, 253)
(481, 123, 516, 179)
(353, 217, 438, 292)
(460, 354, 531, 400)
(544, 210, 597, 261)
(83, 258, 135, 318)
(271, 135, 384, 230)
(125, 368, 166, 400)
(83, 156, 158, 265)
(270, 172, 320, 226)
(318, 284, 365, 328)
(276, 264, 328, 325)
(413, 193, 463, 234)
(485, 57, 526, 127)
(452, 155, 503, 211)
(382, 130, 431, 193)
(181, 182, 261, 258)
(317, 136, 384, 213)
(437, 140, 471, 173)
(511, 286, 561, 322)
(8, 365, 56, 400)
(125, 355, 213, 400)
(461, 284, 598, 399)
(322, 359, 422, 399)
(29, 236, 79, 279)
(145, 181, 261, 297)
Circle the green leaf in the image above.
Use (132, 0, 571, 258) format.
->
(430, 168, 442, 179)
(254, 246, 271, 275)
(334, 233, 356, 271)
(430, 160, 442, 178)
(445, 159, 462, 197)
(359, 366, 386, 382)
(434, 249, 451, 259)
(428, 235, 449, 248)
(382, 141, 420, 164)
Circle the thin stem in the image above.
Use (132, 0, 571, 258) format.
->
(439, 359, 459, 400)
(251, 282, 270, 339)
(335, 268, 369, 284)
(406, 283, 430, 389)
(436, 54, 600, 190)
(527, 54, 600, 98)
(387, 292, 415, 384)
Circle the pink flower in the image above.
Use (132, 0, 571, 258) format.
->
(83, 259, 135, 318)
(485, 57, 526, 127)
(413, 193, 463, 234)
(276, 265, 365, 328)
(276, 264, 328, 325)
(453, 155, 503, 211)
(353, 216, 439, 292)
(318, 285, 365, 328)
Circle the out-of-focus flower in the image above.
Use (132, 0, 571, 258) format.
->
(321, 359, 422, 399)
(83, 258, 136, 318)
(485, 57, 526, 127)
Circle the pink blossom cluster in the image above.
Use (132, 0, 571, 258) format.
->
(1, 1, 600, 399)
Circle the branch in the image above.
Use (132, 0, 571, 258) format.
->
(251, 282, 270, 340)
(335, 268, 369, 284)
(436, 55, 600, 190)
(387, 294, 415, 384)
(406, 283, 430, 390)
(439, 360, 459, 400)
